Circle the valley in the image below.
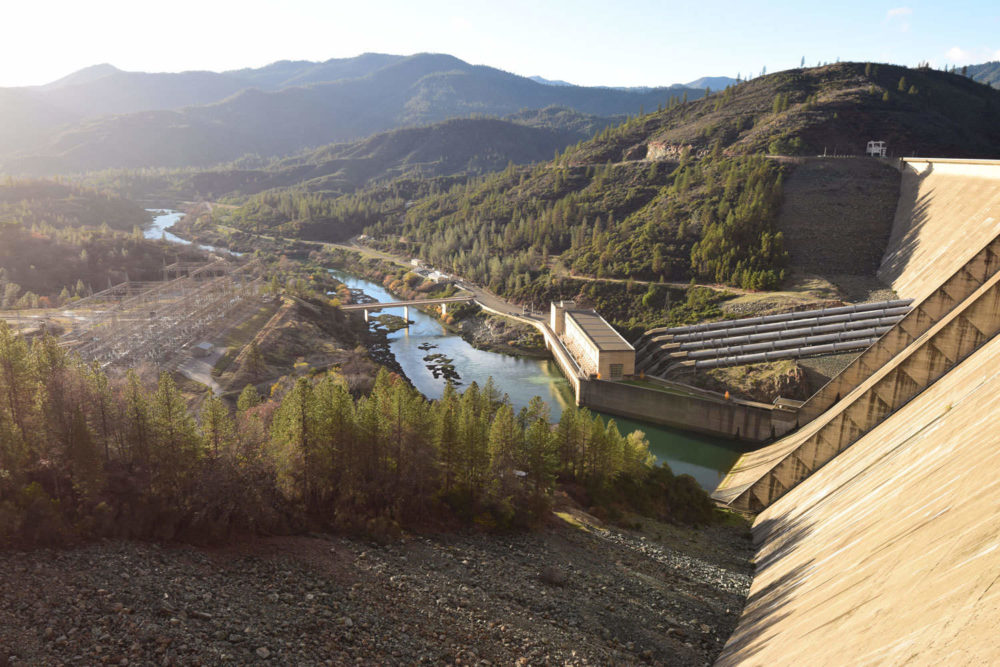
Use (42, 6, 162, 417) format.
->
(3, 44, 1000, 665)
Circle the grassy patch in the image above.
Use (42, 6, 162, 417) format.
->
(554, 511, 593, 532)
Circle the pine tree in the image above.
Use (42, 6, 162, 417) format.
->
(0, 321, 36, 456)
(622, 430, 655, 478)
(86, 362, 117, 462)
(32, 335, 73, 462)
(122, 370, 151, 469)
(553, 408, 581, 478)
(237, 384, 262, 414)
(201, 393, 236, 459)
(150, 372, 202, 491)
(67, 407, 104, 501)
(457, 381, 490, 497)
(524, 418, 556, 505)
(488, 404, 520, 491)
(270, 376, 315, 503)
(248, 342, 265, 379)
(435, 381, 461, 493)
(311, 375, 355, 496)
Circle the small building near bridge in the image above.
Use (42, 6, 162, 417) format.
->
(550, 301, 635, 380)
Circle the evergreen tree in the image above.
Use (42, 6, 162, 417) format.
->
(201, 393, 237, 459)
(121, 370, 151, 469)
(86, 361, 117, 462)
(150, 372, 202, 492)
(524, 418, 556, 504)
(67, 407, 104, 501)
(0, 322, 36, 458)
(270, 376, 315, 503)
(435, 381, 461, 493)
(237, 384, 262, 414)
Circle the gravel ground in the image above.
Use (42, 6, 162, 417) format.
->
(797, 351, 862, 391)
(0, 511, 753, 666)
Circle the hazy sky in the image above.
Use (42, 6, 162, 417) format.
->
(3, 0, 998, 88)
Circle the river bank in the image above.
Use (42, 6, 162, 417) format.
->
(429, 303, 550, 359)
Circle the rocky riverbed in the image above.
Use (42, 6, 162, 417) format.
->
(454, 312, 548, 358)
(0, 509, 752, 666)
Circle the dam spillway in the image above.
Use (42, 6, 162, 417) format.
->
(714, 158, 1000, 665)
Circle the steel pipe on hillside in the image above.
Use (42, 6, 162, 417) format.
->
(682, 326, 893, 359)
(691, 338, 878, 369)
(666, 307, 910, 343)
(674, 317, 903, 351)
(659, 299, 913, 336)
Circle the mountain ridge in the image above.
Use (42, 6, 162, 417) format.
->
(3, 53, 707, 173)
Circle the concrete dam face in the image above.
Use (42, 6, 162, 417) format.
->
(714, 158, 1000, 665)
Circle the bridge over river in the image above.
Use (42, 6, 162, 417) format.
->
(340, 295, 475, 322)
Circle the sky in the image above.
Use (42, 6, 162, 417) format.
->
(2, 0, 999, 88)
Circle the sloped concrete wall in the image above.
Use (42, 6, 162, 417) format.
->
(714, 159, 1000, 511)
(716, 333, 1000, 666)
(879, 158, 1000, 302)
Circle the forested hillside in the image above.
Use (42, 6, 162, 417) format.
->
(967, 61, 1000, 88)
(556, 61, 1000, 164)
(74, 117, 588, 204)
(2, 53, 705, 174)
(199, 63, 1000, 311)
(371, 154, 787, 292)
(0, 180, 199, 306)
(0, 179, 149, 230)
(0, 325, 715, 546)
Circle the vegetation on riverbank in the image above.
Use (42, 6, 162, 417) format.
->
(0, 322, 714, 548)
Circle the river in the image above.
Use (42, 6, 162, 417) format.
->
(144, 209, 235, 255)
(145, 210, 741, 490)
(328, 268, 743, 490)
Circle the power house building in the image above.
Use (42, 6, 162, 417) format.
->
(550, 301, 635, 380)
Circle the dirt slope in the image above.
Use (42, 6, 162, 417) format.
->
(775, 157, 901, 300)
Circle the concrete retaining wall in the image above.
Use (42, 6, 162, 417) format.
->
(577, 379, 796, 441)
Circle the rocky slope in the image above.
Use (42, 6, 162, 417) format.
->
(454, 311, 549, 357)
(0, 510, 752, 666)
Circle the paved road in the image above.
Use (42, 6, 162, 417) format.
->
(176, 350, 224, 395)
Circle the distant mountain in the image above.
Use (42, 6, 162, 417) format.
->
(505, 106, 624, 138)
(164, 117, 585, 200)
(0, 67, 251, 157)
(38, 63, 122, 90)
(4, 53, 707, 174)
(223, 53, 405, 90)
(530, 74, 740, 91)
(529, 76, 575, 87)
(966, 61, 1000, 88)
(685, 76, 739, 90)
